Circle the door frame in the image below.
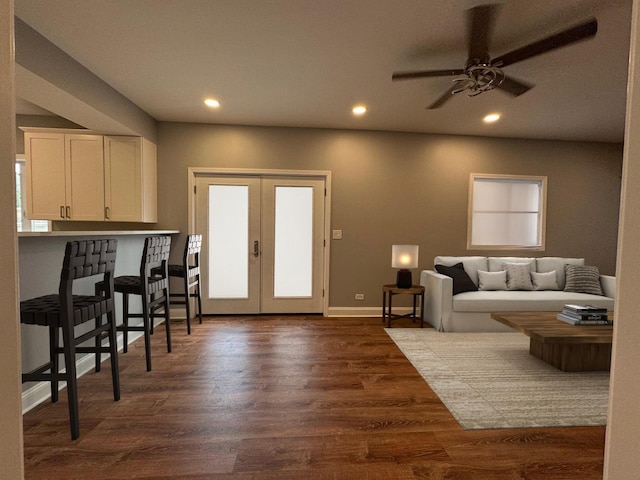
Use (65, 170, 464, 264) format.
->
(188, 167, 332, 316)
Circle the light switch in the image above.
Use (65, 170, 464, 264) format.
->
(332, 229, 343, 240)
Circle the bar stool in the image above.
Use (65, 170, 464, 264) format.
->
(100, 235, 172, 372)
(20, 239, 119, 440)
(167, 234, 203, 334)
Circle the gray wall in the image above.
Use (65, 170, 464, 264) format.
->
(156, 122, 623, 309)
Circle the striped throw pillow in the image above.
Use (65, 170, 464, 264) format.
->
(564, 265, 603, 295)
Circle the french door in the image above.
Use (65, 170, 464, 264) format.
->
(195, 174, 325, 314)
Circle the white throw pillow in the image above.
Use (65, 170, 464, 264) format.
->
(503, 262, 534, 290)
(531, 270, 560, 291)
(478, 270, 507, 291)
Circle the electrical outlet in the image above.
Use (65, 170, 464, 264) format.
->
(355, 293, 365, 300)
(332, 229, 343, 240)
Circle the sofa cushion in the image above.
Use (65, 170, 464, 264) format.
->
(435, 262, 478, 295)
(503, 262, 534, 290)
(434, 256, 487, 286)
(536, 257, 584, 290)
(488, 257, 537, 273)
(452, 290, 614, 313)
(531, 270, 560, 291)
(478, 270, 507, 291)
(564, 264, 604, 295)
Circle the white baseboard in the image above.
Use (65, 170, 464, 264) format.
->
(21, 327, 146, 414)
(327, 306, 416, 317)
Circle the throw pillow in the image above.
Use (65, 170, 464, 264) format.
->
(531, 270, 560, 291)
(435, 263, 477, 295)
(478, 270, 507, 291)
(503, 262, 534, 290)
(564, 264, 603, 295)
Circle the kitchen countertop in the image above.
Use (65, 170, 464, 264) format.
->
(18, 230, 180, 238)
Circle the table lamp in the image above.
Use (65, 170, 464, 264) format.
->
(392, 245, 419, 288)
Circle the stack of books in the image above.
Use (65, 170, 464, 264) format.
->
(557, 304, 612, 325)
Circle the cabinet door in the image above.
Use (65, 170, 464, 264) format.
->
(65, 135, 105, 221)
(104, 136, 142, 222)
(24, 132, 66, 220)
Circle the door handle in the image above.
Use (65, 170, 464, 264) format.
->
(65, 206, 71, 219)
(60, 206, 65, 219)
(105, 206, 110, 219)
(253, 240, 260, 257)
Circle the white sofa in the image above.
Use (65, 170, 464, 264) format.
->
(420, 256, 616, 332)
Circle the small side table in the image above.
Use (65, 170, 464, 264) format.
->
(382, 284, 425, 328)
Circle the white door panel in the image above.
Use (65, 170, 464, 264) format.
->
(195, 174, 325, 314)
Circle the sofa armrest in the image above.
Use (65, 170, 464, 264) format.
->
(420, 270, 453, 332)
(600, 274, 616, 299)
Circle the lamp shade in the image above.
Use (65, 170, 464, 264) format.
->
(391, 245, 419, 269)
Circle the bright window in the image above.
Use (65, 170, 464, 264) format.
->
(468, 174, 547, 250)
(15, 157, 50, 232)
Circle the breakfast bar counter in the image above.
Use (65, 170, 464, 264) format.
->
(18, 230, 179, 411)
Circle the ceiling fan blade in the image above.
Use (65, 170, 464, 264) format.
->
(495, 75, 533, 97)
(492, 18, 597, 68)
(467, 4, 498, 63)
(427, 85, 459, 109)
(392, 69, 464, 81)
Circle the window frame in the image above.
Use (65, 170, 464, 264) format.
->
(467, 173, 547, 251)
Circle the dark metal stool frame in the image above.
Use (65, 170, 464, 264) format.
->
(167, 234, 203, 334)
(98, 235, 172, 372)
(20, 239, 120, 440)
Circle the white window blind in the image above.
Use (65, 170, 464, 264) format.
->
(468, 174, 547, 250)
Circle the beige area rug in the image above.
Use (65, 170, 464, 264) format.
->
(386, 329, 610, 430)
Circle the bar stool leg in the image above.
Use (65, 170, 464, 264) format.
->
(184, 273, 192, 335)
(149, 291, 155, 335)
(94, 315, 102, 372)
(142, 293, 152, 372)
(195, 277, 203, 324)
(60, 320, 80, 440)
(106, 310, 120, 401)
(164, 291, 172, 353)
(49, 323, 59, 403)
(122, 293, 130, 353)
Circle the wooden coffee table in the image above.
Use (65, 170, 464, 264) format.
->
(491, 312, 613, 372)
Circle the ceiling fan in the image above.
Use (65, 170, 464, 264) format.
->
(392, 4, 598, 109)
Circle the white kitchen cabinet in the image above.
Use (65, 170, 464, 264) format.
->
(104, 136, 157, 223)
(23, 129, 157, 223)
(24, 131, 104, 221)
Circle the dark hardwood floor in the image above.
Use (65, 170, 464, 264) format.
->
(23, 316, 606, 479)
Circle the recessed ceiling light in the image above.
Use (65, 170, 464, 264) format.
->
(483, 113, 501, 123)
(204, 98, 220, 108)
(352, 105, 367, 115)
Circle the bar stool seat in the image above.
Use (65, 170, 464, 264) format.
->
(20, 239, 119, 440)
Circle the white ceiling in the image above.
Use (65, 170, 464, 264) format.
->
(14, 0, 632, 143)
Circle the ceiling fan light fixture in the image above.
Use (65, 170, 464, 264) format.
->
(452, 64, 505, 97)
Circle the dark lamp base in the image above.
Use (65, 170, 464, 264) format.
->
(396, 269, 412, 289)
